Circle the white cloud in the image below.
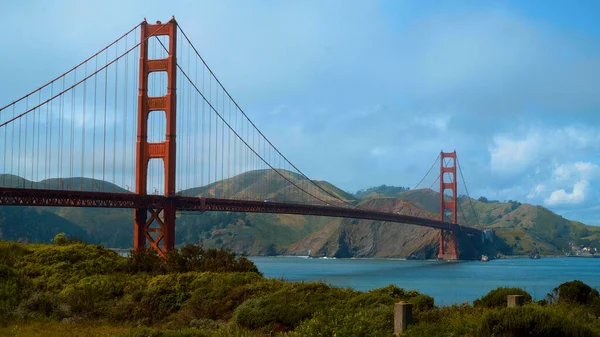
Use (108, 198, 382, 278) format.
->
(489, 132, 542, 175)
(489, 126, 600, 176)
(370, 147, 388, 157)
(545, 180, 589, 206)
(552, 162, 600, 182)
(527, 184, 546, 200)
(413, 115, 451, 132)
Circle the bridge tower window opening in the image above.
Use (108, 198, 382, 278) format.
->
(147, 111, 166, 143)
(147, 71, 168, 98)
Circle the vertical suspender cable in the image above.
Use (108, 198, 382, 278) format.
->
(103, 49, 108, 192)
(113, 41, 119, 191)
(123, 34, 128, 190)
(81, 62, 87, 190)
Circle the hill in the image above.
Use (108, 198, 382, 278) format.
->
(355, 184, 410, 199)
(396, 189, 600, 255)
(0, 172, 598, 257)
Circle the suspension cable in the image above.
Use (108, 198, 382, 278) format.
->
(457, 157, 481, 226)
(175, 25, 352, 206)
(0, 23, 141, 113)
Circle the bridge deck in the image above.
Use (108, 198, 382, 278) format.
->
(0, 188, 482, 236)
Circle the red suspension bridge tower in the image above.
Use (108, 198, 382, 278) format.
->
(438, 151, 458, 260)
(134, 18, 178, 257)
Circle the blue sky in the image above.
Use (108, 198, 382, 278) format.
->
(2, 1, 600, 225)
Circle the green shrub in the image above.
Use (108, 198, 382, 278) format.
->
(16, 244, 123, 291)
(118, 325, 262, 337)
(52, 233, 68, 246)
(0, 241, 32, 266)
(479, 305, 596, 337)
(346, 285, 428, 311)
(406, 303, 483, 336)
(51, 232, 83, 246)
(126, 245, 261, 275)
(175, 273, 265, 322)
(473, 287, 532, 308)
(59, 274, 127, 316)
(125, 247, 164, 274)
(18, 292, 70, 319)
(551, 280, 600, 305)
(409, 294, 435, 311)
(233, 282, 354, 330)
(0, 264, 30, 319)
(290, 306, 393, 337)
(165, 244, 260, 274)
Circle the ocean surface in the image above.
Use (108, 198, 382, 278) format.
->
(249, 256, 600, 305)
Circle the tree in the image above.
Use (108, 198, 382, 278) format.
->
(52, 233, 67, 246)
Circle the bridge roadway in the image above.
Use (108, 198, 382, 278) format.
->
(0, 188, 482, 236)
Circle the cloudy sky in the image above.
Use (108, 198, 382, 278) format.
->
(2, 1, 600, 225)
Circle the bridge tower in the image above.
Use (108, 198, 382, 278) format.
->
(134, 18, 178, 257)
(438, 151, 458, 260)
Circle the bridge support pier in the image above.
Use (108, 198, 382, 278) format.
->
(134, 206, 176, 257)
(438, 229, 458, 260)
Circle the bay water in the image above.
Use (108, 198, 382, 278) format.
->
(249, 256, 600, 305)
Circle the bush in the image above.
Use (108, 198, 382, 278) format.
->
(52, 232, 83, 246)
(233, 282, 354, 330)
(175, 273, 265, 322)
(16, 244, 123, 291)
(125, 244, 261, 275)
(479, 305, 596, 337)
(165, 244, 260, 274)
(0, 241, 32, 266)
(473, 287, 532, 308)
(290, 306, 393, 337)
(550, 280, 600, 305)
(18, 292, 71, 319)
(0, 264, 30, 318)
(60, 274, 127, 316)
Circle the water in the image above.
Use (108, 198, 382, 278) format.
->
(249, 256, 600, 306)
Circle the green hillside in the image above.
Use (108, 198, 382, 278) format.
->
(395, 189, 600, 255)
(0, 206, 89, 243)
(0, 171, 344, 253)
(0, 173, 598, 257)
(355, 184, 410, 199)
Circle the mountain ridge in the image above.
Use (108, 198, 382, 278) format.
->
(0, 172, 598, 257)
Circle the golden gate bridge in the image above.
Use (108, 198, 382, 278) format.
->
(0, 18, 483, 260)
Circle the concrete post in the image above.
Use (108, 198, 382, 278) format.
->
(507, 295, 524, 307)
(394, 302, 413, 336)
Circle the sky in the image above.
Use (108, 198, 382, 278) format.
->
(1, 1, 600, 225)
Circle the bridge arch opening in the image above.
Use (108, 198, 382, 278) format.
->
(147, 35, 170, 60)
(148, 71, 168, 97)
(147, 158, 166, 196)
(442, 172, 455, 185)
(147, 110, 167, 143)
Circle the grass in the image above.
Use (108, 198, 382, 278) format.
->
(1, 240, 600, 336)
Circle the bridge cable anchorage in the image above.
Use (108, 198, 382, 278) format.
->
(173, 25, 352, 207)
(457, 157, 481, 227)
(0, 27, 168, 128)
(0, 23, 142, 114)
(153, 35, 351, 208)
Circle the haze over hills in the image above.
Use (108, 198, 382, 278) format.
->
(0, 171, 598, 257)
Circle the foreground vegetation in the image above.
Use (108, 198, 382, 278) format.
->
(1, 237, 599, 336)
